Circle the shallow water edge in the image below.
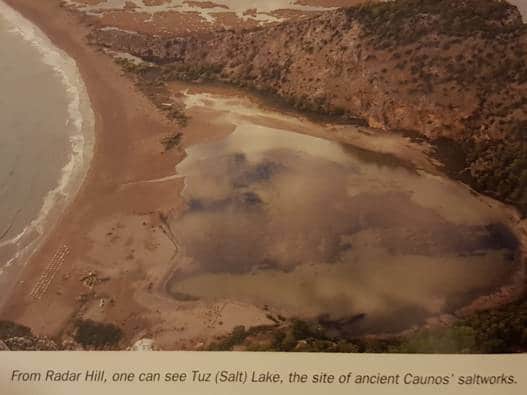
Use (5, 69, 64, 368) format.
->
(0, 0, 95, 305)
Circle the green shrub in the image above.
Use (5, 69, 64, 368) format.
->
(209, 325, 247, 351)
(0, 321, 32, 340)
(74, 319, 122, 350)
(161, 133, 182, 151)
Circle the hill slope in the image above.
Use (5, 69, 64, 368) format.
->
(92, 0, 527, 214)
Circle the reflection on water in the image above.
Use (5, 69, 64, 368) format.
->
(167, 125, 519, 334)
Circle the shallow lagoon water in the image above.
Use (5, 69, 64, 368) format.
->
(166, 124, 520, 334)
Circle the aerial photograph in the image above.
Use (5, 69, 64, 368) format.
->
(0, 0, 525, 352)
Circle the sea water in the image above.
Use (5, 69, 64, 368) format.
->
(0, 1, 93, 296)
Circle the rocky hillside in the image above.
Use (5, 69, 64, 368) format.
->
(0, 319, 122, 351)
(92, 0, 527, 214)
(0, 320, 61, 351)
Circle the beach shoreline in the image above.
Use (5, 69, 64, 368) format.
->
(0, 0, 179, 339)
(0, 0, 95, 312)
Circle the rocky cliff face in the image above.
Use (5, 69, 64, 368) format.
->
(92, 0, 527, 214)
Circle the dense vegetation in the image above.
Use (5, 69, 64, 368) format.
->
(0, 319, 123, 351)
(74, 319, 122, 350)
(464, 133, 527, 214)
(0, 320, 58, 351)
(209, 299, 527, 353)
(0, 320, 32, 340)
(114, 58, 189, 127)
(348, 0, 523, 47)
(347, 0, 527, 215)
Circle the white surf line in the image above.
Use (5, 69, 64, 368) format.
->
(0, 0, 94, 272)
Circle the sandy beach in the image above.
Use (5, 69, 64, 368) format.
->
(0, 0, 95, 314)
(0, 0, 183, 343)
(1, 0, 284, 349)
(1, 0, 526, 351)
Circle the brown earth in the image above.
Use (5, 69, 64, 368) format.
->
(0, 0, 206, 349)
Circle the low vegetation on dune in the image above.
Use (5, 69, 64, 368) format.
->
(0, 320, 58, 351)
(114, 57, 189, 126)
(0, 319, 124, 351)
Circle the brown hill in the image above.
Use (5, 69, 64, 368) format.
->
(92, 0, 527, 214)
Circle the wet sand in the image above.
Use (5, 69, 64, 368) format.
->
(0, 0, 526, 350)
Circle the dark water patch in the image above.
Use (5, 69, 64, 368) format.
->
(483, 223, 520, 251)
(232, 159, 284, 187)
